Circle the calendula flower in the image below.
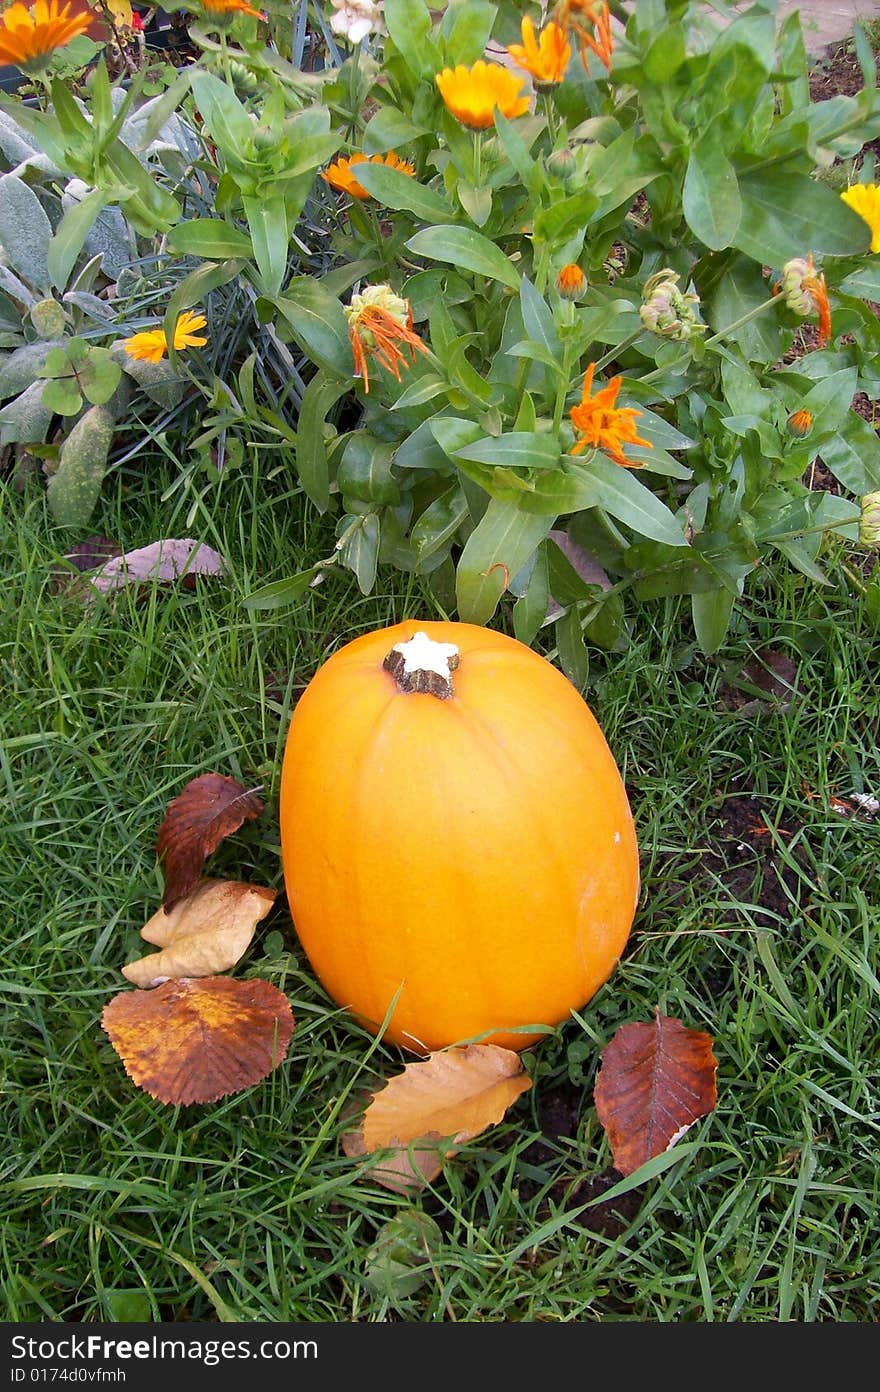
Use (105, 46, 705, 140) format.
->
(199, 0, 265, 24)
(640, 268, 706, 341)
(787, 409, 813, 439)
(506, 17, 571, 85)
(858, 491, 880, 548)
(555, 0, 613, 73)
(0, 0, 92, 74)
(569, 362, 652, 467)
(322, 151, 415, 200)
(435, 61, 530, 129)
(122, 310, 208, 365)
(556, 263, 587, 299)
(840, 182, 880, 254)
(774, 254, 831, 347)
(344, 285, 429, 394)
(329, 0, 385, 43)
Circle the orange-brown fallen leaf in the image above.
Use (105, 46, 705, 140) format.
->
(342, 1044, 532, 1193)
(593, 1009, 718, 1176)
(121, 878, 277, 988)
(90, 539, 226, 596)
(157, 773, 266, 911)
(102, 976, 294, 1105)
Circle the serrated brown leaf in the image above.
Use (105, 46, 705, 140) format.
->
(157, 773, 265, 911)
(593, 1010, 718, 1176)
(121, 878, 277, 987)
(101, 976, 294, 1105)
(343, 1045, 532, 1193)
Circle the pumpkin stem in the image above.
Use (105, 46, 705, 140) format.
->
(383, 631, 460, 699)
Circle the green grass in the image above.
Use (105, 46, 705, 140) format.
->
(2, 460, 879, 1324)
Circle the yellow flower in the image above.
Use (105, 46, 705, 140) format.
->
(122, 310, 208, 364)
(840, 182, 880, 254)
(344, 285, 429, 394)
(322, 151, 416, 201)
(435, 60, 530, 130)
(569, 362, 652, 468)
(199, 0, 266, 21)
(0, 0, 93, 73)
(507, 18, 571, 85)
(556, 263, 586, 299)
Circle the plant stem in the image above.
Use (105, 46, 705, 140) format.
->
(593, 329, 645, 372)
(473, 130, 483, 187)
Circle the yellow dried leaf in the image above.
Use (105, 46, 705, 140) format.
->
(345, 1045, 531, 1192)
(121, 878, 276, 988)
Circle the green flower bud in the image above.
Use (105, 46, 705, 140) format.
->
(858, 491, 880, 548)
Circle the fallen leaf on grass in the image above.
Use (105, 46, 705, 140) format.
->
(121, 878, 277, 987)
(157, 773, 266, 911)
(718, 647, 799, 715)
(593, 1010, 717, 1176)
(342, 1044, 532, 1193)
(90, 539, 226, 596)
(102, 976, 294, 1105)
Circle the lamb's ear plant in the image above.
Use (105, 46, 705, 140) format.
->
(226, 0, 880, 661)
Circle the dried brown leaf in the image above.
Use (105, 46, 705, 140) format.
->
(89, 539, 226, 596)
(593, 1010, 718, 1176)
(121, 878, 277, 988)
(719, 647, 799, 714)
(101, 976, 294, 1105)
(157, 773, 265, 911)
(344, 1045, 532, 1193)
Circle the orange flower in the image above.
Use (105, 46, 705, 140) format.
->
(0, 0, 92, 73)
(506, 17, 571, 85)
(199, 0, 266, 21)
(773, 254, 831, 348)
(322, 151, 416, 200)
(556, 0, 614, 73)
(435, 60, 530, 129)
(122, 310, 208, 364)
(569, 362, 652, 467)
(787, 409, 813, 439)
(344, 285, 429, 394)
(556, 263, 586, 299)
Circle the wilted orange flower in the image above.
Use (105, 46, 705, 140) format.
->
(199, 0, 266, 21)
(122, 310, 208, 364)
(773, 254, 831, 348)
(556, 263, 586, 299)
(345, 285, 429, 394)
(840, 182, 880, 254)
(506, 17, 571, 85)
(569, 362, 652, 467)
(435, 60, 530, 129)
(322, 151, 416, 200)
(556, 0, 613, 73)
(0, 0, 92, 73)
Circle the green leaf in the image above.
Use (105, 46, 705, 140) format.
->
(800, 367, 859, 437)
(457, 181, 492, 227)
(362, 105, 432, 154)
(242, 567, 326, 610)
(46, 404, 114, 530)
(734, 170, 871, 264)
(440, 0, 496, 65)
(520, 276, 560, 358)
(691, 587, 737, 655)
(40, 375, 82, 416)
(683, 137, 741, 250)
(579, 453, 688, 546)
(411, 483, 469, 559)
(190, 70, 256, 152)
(275, 279, 352, 378)
(555, 605, 589, 692)
(493, 109, 541, 195)
(533, 187, 599, 244)
(384, 0, 439, 80)
(770, 537, 830, 584)
(709, 255, 782, 362)
(453, 430, 561, 472)
(354, 163, 454, 222)
(391, 373, 450, 408)
(338, 431, 400, 505)
(48, 189, 111, 292)
(455, 497, 553, 623)
(294, 371, 348, 511)
(79, 347, 122, 406)
(0, 174, 52, 292)
(405, 225, 521, 289)
(339, 513, 380, 595)
(817, 415, 880, 494)
(513, 544, 549, 645)
(166, 220, 255, 261)
(242, 196, 289, 299)
(838, 263, 880, 300)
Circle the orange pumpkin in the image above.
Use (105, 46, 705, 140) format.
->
(279, 620, 639, 1052)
